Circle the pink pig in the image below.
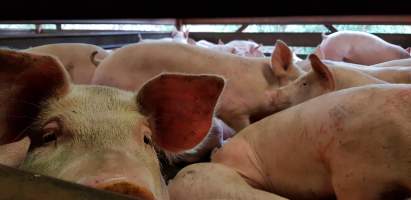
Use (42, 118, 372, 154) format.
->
(314, 31, 410, 65)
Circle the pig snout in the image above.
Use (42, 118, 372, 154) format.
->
(80, 177, 156, 200)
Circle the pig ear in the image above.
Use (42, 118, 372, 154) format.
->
(271, 40, 293, 76)
(0, 49, 70, 144)
(90, 51, 104, 67)
(218, 39, 224, 45)
(136, 73, 225, 153)
(309, 54, 335, 90)
(183, 30, 189, 39)
(406, 47, 411, 54)
(0, 137, 30, 167)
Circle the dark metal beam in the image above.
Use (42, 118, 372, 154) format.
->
(324, 24, 338, 33)
(0, 32, 170, 49)
(175, 19, 183, 31)
(182, 15, 411, 25)
(0, 164, 139, 200)
(236, 24, 249, 33)
(0, 19, 177, 25)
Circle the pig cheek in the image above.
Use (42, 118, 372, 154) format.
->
(20, 145, 67, 177)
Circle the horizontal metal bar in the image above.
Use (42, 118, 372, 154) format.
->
(182, 15, 411, 25)
(0, 164, 139, 200)
(0, 19, 177, 25)
(0, 31, 170, 39)
(0, 32, 170, 49)
(189, 32, 411, 48)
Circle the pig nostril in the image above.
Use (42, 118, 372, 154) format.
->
(99, 182, 155, 200)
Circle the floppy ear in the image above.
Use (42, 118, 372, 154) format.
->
(136, 73, 225, 153)
(0, 49, 70, 144)
(218, 39, 224, 45)
(406, 47, 411, 54)
(309, 54, 335, 90)
(271, 40, 293, 76)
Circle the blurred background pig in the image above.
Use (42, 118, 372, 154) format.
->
(24, 43, 109, 84)
(0, 49, 225, 200)
(190, 38, 265, 57)
(314, 31, 410, 65)
(92, 40, 305, 132)
(139, 29, 192, 44)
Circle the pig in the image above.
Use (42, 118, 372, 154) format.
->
(297, 58, 411, 84)
(193, 39, 265, 57)
(271, 54, 387, 112)
(223, 40, 265, 57)
(0, 48, 225, 200)
(169, 83, 411, 200)
(139, 29, 193, 44)
(24, 43, 109, 84)
(314, 31, 410, 65)
(92, 40, 305, 131)
(194, 39, 237, 55)
(372, 58, 411, 68)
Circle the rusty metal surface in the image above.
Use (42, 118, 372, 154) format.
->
(0, 164, 141, 200)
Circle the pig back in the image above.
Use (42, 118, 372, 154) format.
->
(93, 42, 275, 110)
(234, 84, 411, 199)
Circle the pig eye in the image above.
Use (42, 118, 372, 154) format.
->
(41, 119, 61, 145)
(302, 82, 308, 86)
(144, 135, 153, 146)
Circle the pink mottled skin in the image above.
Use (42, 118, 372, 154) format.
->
(314, 31, 410, 65)
(170, 84, 411, 200)
(92, 40, 305, 132)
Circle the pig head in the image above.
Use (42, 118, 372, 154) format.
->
(270, 54, 335, 112)
(0, 49, 225, 200)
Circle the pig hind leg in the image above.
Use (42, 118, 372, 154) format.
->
(168, 163, 287, 200)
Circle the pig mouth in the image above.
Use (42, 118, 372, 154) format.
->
(100, 181, 156, 200)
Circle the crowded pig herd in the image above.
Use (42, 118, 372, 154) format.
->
(1, 29, 411, 200)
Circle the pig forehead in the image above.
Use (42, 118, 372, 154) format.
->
(41, 85, 145, 122)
